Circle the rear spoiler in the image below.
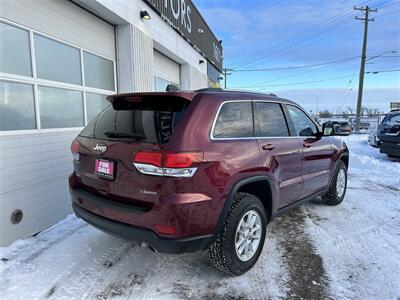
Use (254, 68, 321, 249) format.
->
(106, 92, 197, 111)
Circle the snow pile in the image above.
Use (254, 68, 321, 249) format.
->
(0, 134, 399, 299)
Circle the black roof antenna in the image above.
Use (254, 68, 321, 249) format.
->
(166, 84, 180, 92)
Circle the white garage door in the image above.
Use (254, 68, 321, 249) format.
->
(154, 50, 180, 91)
(0, 0, 116, 246)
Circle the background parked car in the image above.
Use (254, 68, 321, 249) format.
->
(368, 128, 379, 147)
(377, 109, 400, 158)
(323, 121, 352, 135)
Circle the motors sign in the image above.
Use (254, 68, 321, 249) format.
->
(144, 0, 223, 72)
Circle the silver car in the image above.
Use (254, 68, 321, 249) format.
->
(368, 128, 379, 147)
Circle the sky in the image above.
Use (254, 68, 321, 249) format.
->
(194, 0, 400, 114)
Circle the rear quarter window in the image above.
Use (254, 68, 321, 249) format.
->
(212, 102, 253, 138)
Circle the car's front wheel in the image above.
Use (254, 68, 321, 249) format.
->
(322, 160, 347, 206)
(208, 192, 267, 276)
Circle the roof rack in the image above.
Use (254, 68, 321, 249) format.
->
(192, 87, 278, 97)
(223, 88, 278, 97)
(194, 87, 223, 92)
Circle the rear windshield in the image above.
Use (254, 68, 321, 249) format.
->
(383, 111, 400, 124)
(79, 97, 190, 143)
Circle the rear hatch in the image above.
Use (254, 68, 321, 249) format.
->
(379, 111, 400, 142)
(72, 92, 196, 208)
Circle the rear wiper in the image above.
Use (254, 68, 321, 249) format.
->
(104, 131, 144, 140)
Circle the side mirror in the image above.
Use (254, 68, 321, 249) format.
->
(322, 123, 334, 136)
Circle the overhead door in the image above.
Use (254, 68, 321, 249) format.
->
(154, 50, 180, 91)
(0, 0, 116, 246)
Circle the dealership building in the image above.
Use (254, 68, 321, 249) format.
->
(0, 0, 222, 246)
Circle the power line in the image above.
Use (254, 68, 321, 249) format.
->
(231, 56, 360, 72)
(232, 11, 356, 69)
(232, 0, 379, 69)
(233, 24, 360, 88)
(228, 50, 400, 72)
(236, 18, 356, 69)
(365, 68, 400, 73)
(233, 49, 397, 89)
(231, 69, 400, 89)
(375, 7, 400, 18)
(230, 0, 398, 70)
(377, 0, 400, 9)
(239, 17, 364, 69)
(235, 74, 358, 89)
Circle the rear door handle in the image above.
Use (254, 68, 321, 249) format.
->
(303, 142, 313, 148)
(262, 144, 276, 151)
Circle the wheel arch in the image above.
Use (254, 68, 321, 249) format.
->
(339, 152, 349, 169)
(211, 176, 275, 242)
(327, 152, 349, 189)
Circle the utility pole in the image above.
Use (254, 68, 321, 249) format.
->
(223, 68, 233, 89)
(354, 5, 377, 132)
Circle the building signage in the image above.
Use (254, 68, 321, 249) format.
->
(390, 102, 400, 109)
(143, 0, 223, 72)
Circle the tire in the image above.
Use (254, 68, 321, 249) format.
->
(208, 192, 267, 276)
(322, 160, 347, 206)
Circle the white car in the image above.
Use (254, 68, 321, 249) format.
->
(368, 128, 379, 147)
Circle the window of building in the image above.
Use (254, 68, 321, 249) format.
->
(254, 102, 289, 137)
(84, 51, 114, 91)
(0, 81, 36, 131)
(155, 76, 179, 92)
(38, 86, 84, 129)
(213, 102, 253, 138)
(34, 34, 82, 85)
(0, 22, 32, 76)
(287, 105, 318, 136)
(86, 92, 109, 122)
(0, 20, 116, 132)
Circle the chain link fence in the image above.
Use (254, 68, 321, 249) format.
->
(316, 114, 387, 134)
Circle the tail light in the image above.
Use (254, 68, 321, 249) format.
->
(132, 151, 203, 177)
(71, 141, 80, 162)
(154, 224, 177, 235)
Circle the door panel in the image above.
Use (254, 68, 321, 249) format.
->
(253, 101, 303, 208)
(298, 136, 333, 198)
(257, 138, 303, 208)
(285, 104, 334, 199)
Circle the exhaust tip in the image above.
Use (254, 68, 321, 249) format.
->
(139, 242, 158, 252)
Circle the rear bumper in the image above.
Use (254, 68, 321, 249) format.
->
(379, 141, 400, 157)
(73, 203, 212, 254)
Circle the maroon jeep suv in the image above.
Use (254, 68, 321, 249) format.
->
(69, 88, 349, 275)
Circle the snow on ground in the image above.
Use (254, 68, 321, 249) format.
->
(0, 135, 399, 300)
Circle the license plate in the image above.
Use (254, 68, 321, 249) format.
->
(95, 159, 114, 179)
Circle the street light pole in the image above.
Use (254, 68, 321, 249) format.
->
(312, 95, 319, 116)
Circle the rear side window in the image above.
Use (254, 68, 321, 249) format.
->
(213, 102, 253, 138)
(79, 97, 189, 144)
(254, 102, 289, 137)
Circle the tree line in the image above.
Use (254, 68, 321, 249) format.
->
(318, 106, 383, 118)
